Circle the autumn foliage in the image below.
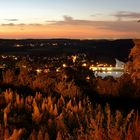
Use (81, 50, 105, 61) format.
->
(0, 89, 140, 140)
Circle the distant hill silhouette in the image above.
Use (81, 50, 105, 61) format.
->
(0, 39, 134, 65)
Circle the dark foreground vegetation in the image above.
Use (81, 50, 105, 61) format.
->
(0, 39, 140, 140)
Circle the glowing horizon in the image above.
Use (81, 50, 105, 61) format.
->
(0, 0, 140, 39)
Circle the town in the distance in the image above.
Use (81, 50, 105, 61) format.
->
(0, 39, 133, 78)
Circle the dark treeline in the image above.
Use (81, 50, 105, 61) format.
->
(0, 39, 134, 64)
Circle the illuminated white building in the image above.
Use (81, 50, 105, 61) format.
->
(115, 59, 124, 68)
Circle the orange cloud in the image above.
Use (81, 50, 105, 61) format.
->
(0, 16, 140, 39)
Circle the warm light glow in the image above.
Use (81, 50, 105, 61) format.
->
(22, 65, 27, 68)
(56, 67, 61, 72)
(72, 55, 77, 63)
(82, 63, 87, 67)
(89, 66, 97, 71)
(36, 69, 42, 74)
(44, 69, 50, 73)
(15, 44, 22, 47)
(86, 76, 90, 80)
(102, 67, 106, 71)
(1, 55, 7, 59)
(62, 64, 67, 68)
(107, 67, 113, 71)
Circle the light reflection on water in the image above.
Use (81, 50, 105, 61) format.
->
(95, 71, 124, 78)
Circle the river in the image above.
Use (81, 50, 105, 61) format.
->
(95, 71, 124, 78)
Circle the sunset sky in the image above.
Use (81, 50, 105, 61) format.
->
(0, 0, 140, 39)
